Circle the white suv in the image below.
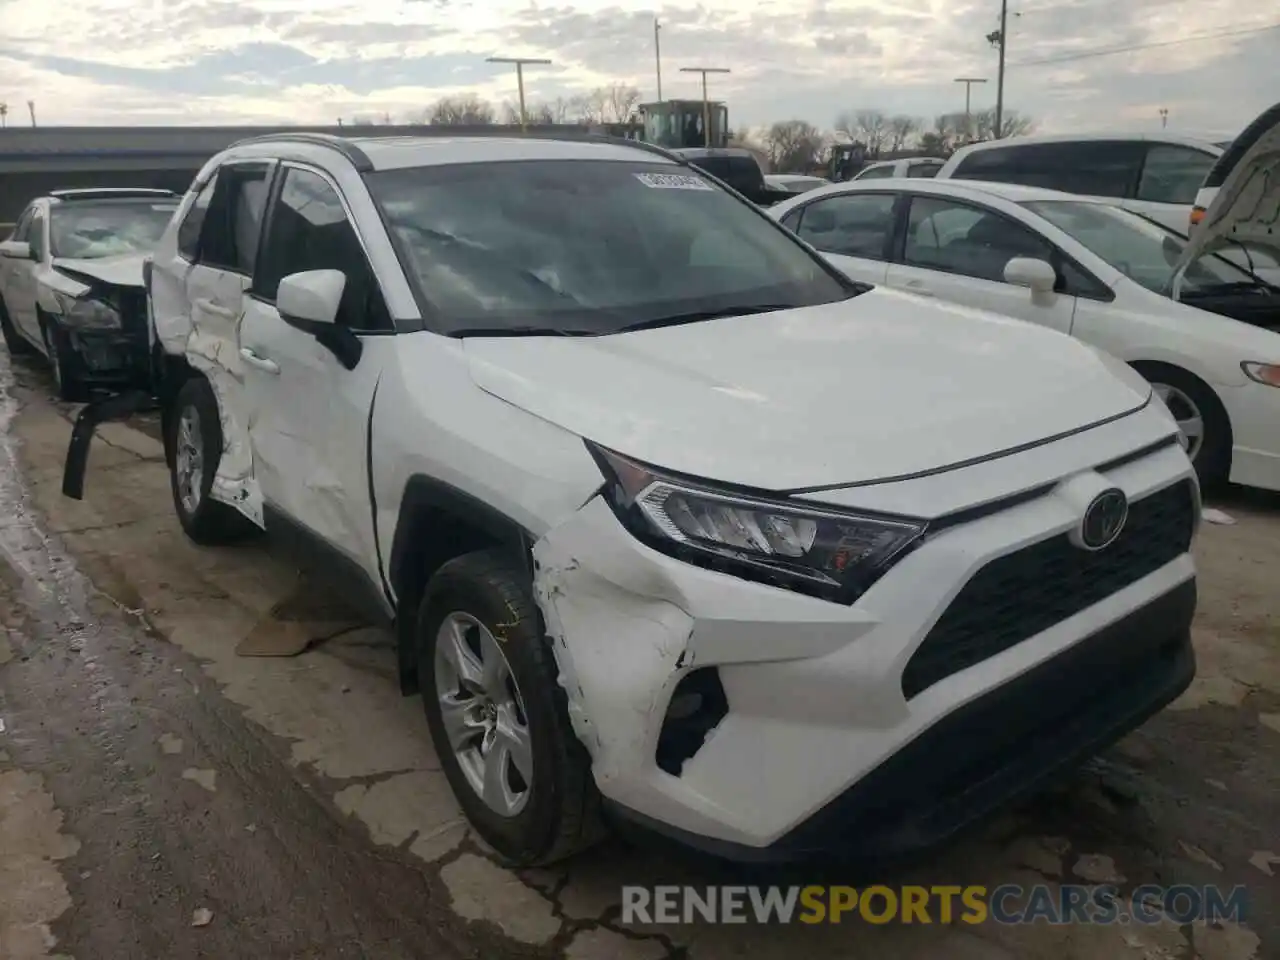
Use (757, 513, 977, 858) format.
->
(65, 132, 1201, 865)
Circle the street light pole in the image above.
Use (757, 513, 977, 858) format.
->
(994, 0, 1008, 138)
(680, 66, 730, 148)
(486, 56, 553, 132)
(654, 18, 662, 102)
(1159, 107, 1169, 129)
(954, 77, 987, 142)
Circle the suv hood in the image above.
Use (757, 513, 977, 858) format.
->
(464, 288, 1150, 490)
(1173, 110, 1280, 290)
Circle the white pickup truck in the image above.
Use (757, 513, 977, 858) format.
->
(62, 131, 1200, 866)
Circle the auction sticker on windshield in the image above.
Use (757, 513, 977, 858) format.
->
(635, 172, 715, 190)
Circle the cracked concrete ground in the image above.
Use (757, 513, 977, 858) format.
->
(1, 352, 1277, 959)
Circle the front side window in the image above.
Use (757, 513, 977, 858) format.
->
(10, 206, 34, 242)
(904, 196, 1053, 282)
(198, 164, 271, 274)
(178, 176, 218, 261)
(1136, 144, 1218, 205)
(48, 200, 178, 260)
(253, 167, 391, 332)
(1023, 199, 1258, 295)
(29, 213, 47, 261)
(367, 159, 854, 336)
(793, 193, 897, 259)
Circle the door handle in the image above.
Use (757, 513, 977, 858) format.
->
(194, 297, 238, 320)
(239, 347, 280, 375)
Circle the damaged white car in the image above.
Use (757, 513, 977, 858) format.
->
(0, 188, 179, 399)
(64, 133, 1201, 866)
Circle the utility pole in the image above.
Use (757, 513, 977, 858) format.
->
(27, 100, 36, 127)
(987, 0, 1008, 139)
(0, 103, 7, 129)
(486, 56, 553, 132)
(654, 18, 663, 102)
(680, 66, 730, 148)
(954, 77, 987, 142)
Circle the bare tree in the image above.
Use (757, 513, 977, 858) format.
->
(500, 100, 556, 125)
(835, 109, 890, 156)
(763, 120, 826, 173)
(427, 94, 495, 126)
(603, 83, 642, 123)
(887, 114, 921, 153)
(971, 107, 1034, 140)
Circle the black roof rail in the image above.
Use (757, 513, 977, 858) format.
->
(226, 131, 374, 173)
(224, 128, 687, 172)
(48, 187, 178, 201)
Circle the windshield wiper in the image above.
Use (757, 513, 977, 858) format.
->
(614, 304, 798, 334)
(1183, 280, 1275, 296)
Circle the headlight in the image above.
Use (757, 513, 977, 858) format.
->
(1241, 361, 1280, 388)
(51, 291, 121, 330)
(589, 443, 926, 603)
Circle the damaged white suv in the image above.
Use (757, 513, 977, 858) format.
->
(65, 132, 1201, 866)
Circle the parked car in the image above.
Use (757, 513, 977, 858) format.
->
(846, 157, 946, 181)
(0, 188, 180, 399)
(669, 147, 795, 205)
(769, 177, 1280, 490)
(65, 132, 1199, 867)
(764, 173, 830, 195)
(1189, 101, 1280, 230)
(935, 133, 1223, 232)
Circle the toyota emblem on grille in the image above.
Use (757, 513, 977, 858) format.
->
(1080, 488, 1129, 550)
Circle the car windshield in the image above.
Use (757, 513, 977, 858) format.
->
(49, 200, 177, 259)
(365, 159, 855, 336)
(1022, 199, 1265, 295)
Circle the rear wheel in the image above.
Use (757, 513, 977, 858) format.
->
(167, 376, 257, 544)
(0, 296, 34, 356)
(417, 549, 601, 866)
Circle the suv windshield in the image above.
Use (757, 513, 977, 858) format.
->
(1023, 199, 1270, 295)
(50, 200, 178, 259)
(366, 159, 854, 335)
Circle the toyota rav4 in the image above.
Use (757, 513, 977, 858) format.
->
(63, 132, 1200, 866)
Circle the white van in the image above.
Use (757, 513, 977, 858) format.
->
(936, 133, 1223, 233)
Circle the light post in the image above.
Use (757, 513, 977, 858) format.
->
(679, 66, 730, 147)
(486, 56, 553, 132)
(1159, 107, 1169, 129)
(954, 77, 987, 142)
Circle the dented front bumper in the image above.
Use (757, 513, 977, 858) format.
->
(531, 439, 1198, 859)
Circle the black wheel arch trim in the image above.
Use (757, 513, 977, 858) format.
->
(389, 473, 537, 695)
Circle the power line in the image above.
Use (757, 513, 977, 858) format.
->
(1009, 20, 1280, 67)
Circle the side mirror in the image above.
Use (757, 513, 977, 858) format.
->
(0, 240, 32, 260)
(277, 269, 346, 326)
(1003, 257, 1057, 294)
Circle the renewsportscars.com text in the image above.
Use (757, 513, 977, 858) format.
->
(621, 884, 1248, 926)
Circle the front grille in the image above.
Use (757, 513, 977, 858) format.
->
(902, 479, 1195, 700)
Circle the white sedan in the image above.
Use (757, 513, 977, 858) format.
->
(769, 178, 1280, 491)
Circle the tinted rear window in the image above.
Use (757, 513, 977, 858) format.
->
(953, 141, 1144, 198)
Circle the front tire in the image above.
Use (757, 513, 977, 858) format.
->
(417, 549, 601, 866)
(1140, 364, 1231, 489)
(167, 377, 257, 545)
(42, 319, 90, 402)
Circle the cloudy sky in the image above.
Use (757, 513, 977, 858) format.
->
(0, 0, 1276, 136)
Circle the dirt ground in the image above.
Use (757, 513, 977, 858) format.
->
(1, 349, 1277, 960)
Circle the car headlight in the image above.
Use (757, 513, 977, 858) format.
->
(51, 291, 122, 330)
(588, 443, 926, 603)
(1241, 361, 1280, 388)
